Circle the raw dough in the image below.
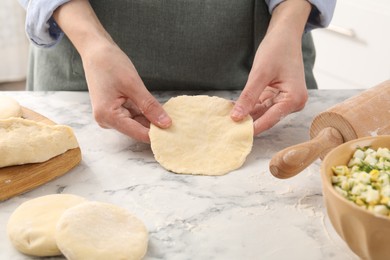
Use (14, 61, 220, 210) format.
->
(55, 201, 148, 260)
(149, 95, 253, 175)
(7, 194, 87, 256)
(0, 117, 79, 167)
(0, 95, 22, 119)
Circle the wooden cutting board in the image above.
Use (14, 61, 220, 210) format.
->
(0, 107, 82, 201)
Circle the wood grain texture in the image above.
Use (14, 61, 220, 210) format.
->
(310, 80, 390, 144)
(0, 107, 81, 201)
(270, 80, 390, 179)
(270, 127, 343, 179)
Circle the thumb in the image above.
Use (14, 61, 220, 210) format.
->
(131, 87, 172, 128)
(231, 78, 267, 122)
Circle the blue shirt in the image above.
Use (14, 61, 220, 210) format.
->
(18, 0, 336, 48)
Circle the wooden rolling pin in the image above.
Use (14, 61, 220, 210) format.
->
(270, 80, 390, 179)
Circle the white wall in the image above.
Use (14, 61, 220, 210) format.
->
(0, 0, 29, 82)
(312, 0, 390, 89)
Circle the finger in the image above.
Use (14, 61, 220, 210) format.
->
(231, 77, 269, 122)
(252, 92, 307, 136)
(93, 100, 150, 142)
(112, 115, 151, 143)
(133, 115, 151, 128)
(253, 102, 291, 136)
(128, 86, 172, 129)
(250, 100, 272, 121)
(123, 99, 142, 116)
(248, 86, 281, 120)
(122, 99, 150, 127)
(258, 86, 280, 102)
(93, 98, 131, 129)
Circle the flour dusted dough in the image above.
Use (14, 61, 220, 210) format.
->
(0, 118, 79, 167)
(56, 201, 148, 260)
(7, 194, 87, 256)
(149, 95, 253, 175)
(0, 95, 22, 119)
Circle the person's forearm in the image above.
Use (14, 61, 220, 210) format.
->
(267, 0, 311, 36)
(52, 0, 114, 58)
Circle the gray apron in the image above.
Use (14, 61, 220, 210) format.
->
(27, 0, 317, 91)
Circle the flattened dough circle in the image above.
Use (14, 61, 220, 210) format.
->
(0, 95, 22, 119)
(150, 95, 253, 175)
(55, 201, 148, 260)
(7, 194, 87, 256)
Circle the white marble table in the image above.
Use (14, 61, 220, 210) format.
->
(0, 90, 362, 260)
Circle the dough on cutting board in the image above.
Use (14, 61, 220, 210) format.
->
(149, 95, 253, 175)
(0, 117, 79, 168)
(7, 194, 87, 256)
(55, 201, 148, 260)
(0, 95, 22, 119)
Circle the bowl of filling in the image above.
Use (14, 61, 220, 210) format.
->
(321, 135, 390, 260)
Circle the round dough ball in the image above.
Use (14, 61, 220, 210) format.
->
(0, 95, 22, 119)
(7, 194, 87, 256)
(149, 95, 253, 175)
(55, 201, 148, 260)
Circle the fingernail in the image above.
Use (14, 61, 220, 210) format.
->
(157, 113, 171, 127)
(231, 106, 244, 120)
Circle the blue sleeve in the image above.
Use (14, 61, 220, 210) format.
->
(20, 0, 336, 48)
(18, 0, 70, 48)
(265, 0, 337, 31)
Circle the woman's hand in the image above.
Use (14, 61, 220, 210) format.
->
(231, 0, 312, 136)
(82, 43, 171, 143)
(53, 0, 171, 143)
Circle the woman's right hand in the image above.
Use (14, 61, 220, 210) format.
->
(81, 42, 171, 143)
(53, 0, 171, 143)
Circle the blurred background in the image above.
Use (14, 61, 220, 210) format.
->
(311, 0, 390, 90)
(0, 0, 389, 91)
(0, 0, 28, 90)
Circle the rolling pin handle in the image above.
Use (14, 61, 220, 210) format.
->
(269, 127, 344, 179)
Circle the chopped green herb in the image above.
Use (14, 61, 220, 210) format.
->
(332, 147, 390, 217)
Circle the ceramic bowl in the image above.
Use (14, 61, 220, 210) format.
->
(321, 135, 390, 260)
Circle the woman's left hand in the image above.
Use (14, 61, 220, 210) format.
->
(231, 0, 312, 136)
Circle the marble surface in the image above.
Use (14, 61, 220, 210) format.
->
(0, 90, 362, 260)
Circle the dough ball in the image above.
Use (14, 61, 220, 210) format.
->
(0, 95, 22, 119)
(55, 201, 148, 260)
(7, 194, 87, 256)
(149, 95, 253, 175)
(0, 118, 79, 167)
